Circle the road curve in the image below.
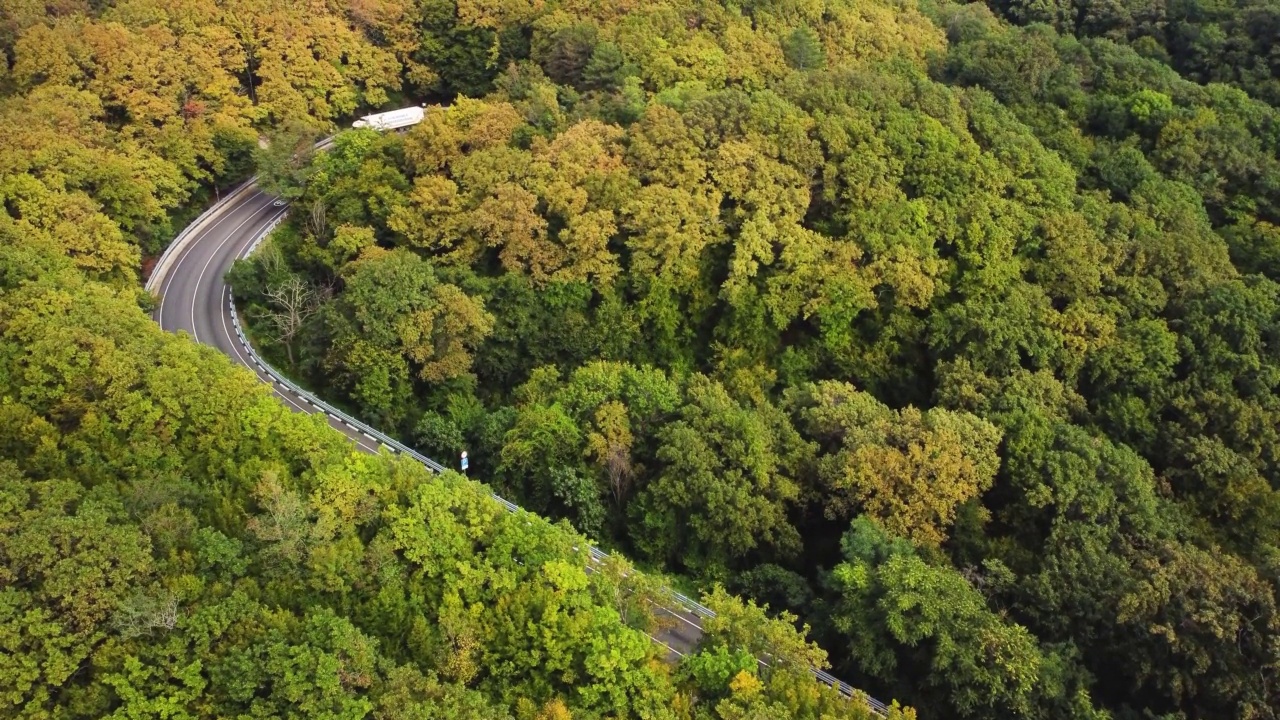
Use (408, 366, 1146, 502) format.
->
(150, 184, 708, 652)
(150, 179, 886, 714)
(154, 189, 383, 453)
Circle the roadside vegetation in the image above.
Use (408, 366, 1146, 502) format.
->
(3, 0, 1280, 718)
(231, 2, 1280, 719)
(0, 1, 912, 718)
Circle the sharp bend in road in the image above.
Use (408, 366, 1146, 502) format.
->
(153, 188, 383, 453)
(150, 180, 714, 653)
(149, 176, 889, 717)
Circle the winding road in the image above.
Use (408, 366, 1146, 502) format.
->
(148, 179, 710, 648)
(148, 173, 887, 716)
(152, 188, 384, 453)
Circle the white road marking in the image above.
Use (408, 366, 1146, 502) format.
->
(190, 204, 285, 343)
(648, 600, 704, 631)
(645, 634, 685, 657)
(218, 288, 381, 454)
(159, 190, 265, 331)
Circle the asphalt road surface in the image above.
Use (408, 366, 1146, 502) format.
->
(153, 189, 388, 453)
(150, 187, 708, 660)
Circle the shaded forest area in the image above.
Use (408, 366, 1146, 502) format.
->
(3, 0, 1280, 718)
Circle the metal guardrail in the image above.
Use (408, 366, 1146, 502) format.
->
(145, 176, 259, 293)
(215, 157, 888, 719)
(146, 137, 338, 295)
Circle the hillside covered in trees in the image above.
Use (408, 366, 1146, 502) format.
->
(0, 1, 907, 719)
(5, 0, 1280, 718)
(2, 239, 889, 719)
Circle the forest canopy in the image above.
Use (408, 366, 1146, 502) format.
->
(1, 240, 893, 719)
(0, 0, 915, 718)
(5, 0, 1280, 718)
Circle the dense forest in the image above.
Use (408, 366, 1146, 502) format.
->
(231, 0, 1280, 718)
(0, 1, 911, 719)
(4, 235, 898, 720)
(4, 0, 1280, 718)
(3, 239, 883, 719)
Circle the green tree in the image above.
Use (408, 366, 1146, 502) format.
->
(789, 381, 1002, 547)
(826, 519, 1102, 720)
(632, 376, 808, 576)
(256, 122, 321, 201)
(320, 248, 492, 427)
(781, 26, 824, 70)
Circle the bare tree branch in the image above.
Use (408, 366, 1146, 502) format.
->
(308, 198, 327, 240)
(113, 592, 179, 638)
(257, 274, 319, 367)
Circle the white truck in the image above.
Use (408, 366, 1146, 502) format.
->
(351, 105, 426, 131)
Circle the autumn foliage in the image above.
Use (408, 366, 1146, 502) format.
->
(6, 0, 1280, 718)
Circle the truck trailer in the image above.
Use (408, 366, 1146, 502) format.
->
(352, 105, 426, 131)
